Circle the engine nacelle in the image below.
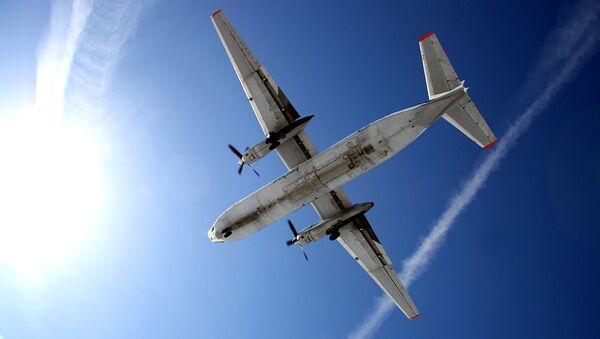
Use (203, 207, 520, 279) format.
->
(293, 202, 374, 245)
(241, 115, 314, 165)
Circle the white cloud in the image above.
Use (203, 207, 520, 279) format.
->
(0, 0, 150, 277)
(64, 0, 150, 122)
(33, 0, 150, 123)
(34, 0, 93, 121)
(349, 1, 600, 338)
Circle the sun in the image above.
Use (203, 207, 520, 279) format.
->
(0, 108, 106, 278)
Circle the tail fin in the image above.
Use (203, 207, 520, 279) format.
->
(419, 33, 497, 148)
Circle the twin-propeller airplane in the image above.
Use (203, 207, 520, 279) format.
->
(208, 9, 497, 319)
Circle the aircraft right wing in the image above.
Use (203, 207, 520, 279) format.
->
(339, 215, 420, 319)
(311, 190, 421, 319)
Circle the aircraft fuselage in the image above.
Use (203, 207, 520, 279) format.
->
(208, 87, 465, 243)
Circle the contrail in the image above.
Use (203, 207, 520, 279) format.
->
(349, 2, 600, 338)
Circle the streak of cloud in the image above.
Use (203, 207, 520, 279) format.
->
(65, 0, 149, 123)
(0, 0, 150, 276)
(34, 0, 92, 120)
(35, 0, 150, 123)
(349, 2, 600, 338)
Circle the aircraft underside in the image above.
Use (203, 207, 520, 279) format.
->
(209, 87, 465, 243)
(208, 9, 497, 319)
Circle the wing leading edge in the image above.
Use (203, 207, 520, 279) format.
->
(212, 10, 419, 319)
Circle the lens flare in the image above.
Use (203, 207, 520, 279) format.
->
(0, 108, 106, 278)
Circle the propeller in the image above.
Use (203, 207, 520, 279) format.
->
(286, 219, 308, 261)
(286, 219, 298, 245)
(228, 144, 260, 177)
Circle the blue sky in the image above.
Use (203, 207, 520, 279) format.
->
(0, 0, 599, 338)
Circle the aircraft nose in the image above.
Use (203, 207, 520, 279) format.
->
(208, 225, 224, 243)
(208, 226, 217, 242)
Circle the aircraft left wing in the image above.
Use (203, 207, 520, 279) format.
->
(212, 10, 419, 319)
(211, 9, 316, 169)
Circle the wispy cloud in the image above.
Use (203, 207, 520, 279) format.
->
(35, 0, 149, 123)
(65, 0, 149, 123)
(0, 0, 150, 276)
(34, 0, 93, 120)
(349, 1, 600, 338)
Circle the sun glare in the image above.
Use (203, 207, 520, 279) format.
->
(0, 108, 106, 278)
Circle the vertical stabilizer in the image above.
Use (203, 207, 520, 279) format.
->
(419, 33, 497, 148)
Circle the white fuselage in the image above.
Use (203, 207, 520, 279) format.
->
(208, 87, 465, 243)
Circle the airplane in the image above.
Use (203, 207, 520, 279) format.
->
(208, 9, 497, 319)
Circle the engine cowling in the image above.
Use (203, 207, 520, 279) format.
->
(241, 115, 314, 165)
(293, 202, 373, 245)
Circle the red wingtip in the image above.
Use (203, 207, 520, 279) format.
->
(211, 9, 222, 18)
(419, 32, 435, 42)
(410, 313, 422, 320)
(484, 140, 498, 149)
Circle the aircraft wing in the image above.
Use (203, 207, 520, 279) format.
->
(212, 10, 419, 319)
(211, 10, 317, 169)
(311, 191, 421, 319)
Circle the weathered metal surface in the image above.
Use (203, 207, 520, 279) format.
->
(209, 10, 497, 320)
(208, 88, 464, 243)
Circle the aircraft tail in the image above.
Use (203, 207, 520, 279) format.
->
(419, 32, 497, 148)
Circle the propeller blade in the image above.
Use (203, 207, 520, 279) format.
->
(285, 220, 308, 261)
(228, 144, 243, 159)
(229, 145, 259, 177)
(287, 220, 298, 237)
(299, 245, 309, 261)
(247, 163, 260, 177)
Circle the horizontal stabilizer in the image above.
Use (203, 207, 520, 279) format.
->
(419, 32, 461, 98)
(443, 91, 497, 148)
(419, 32, 497, 148)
